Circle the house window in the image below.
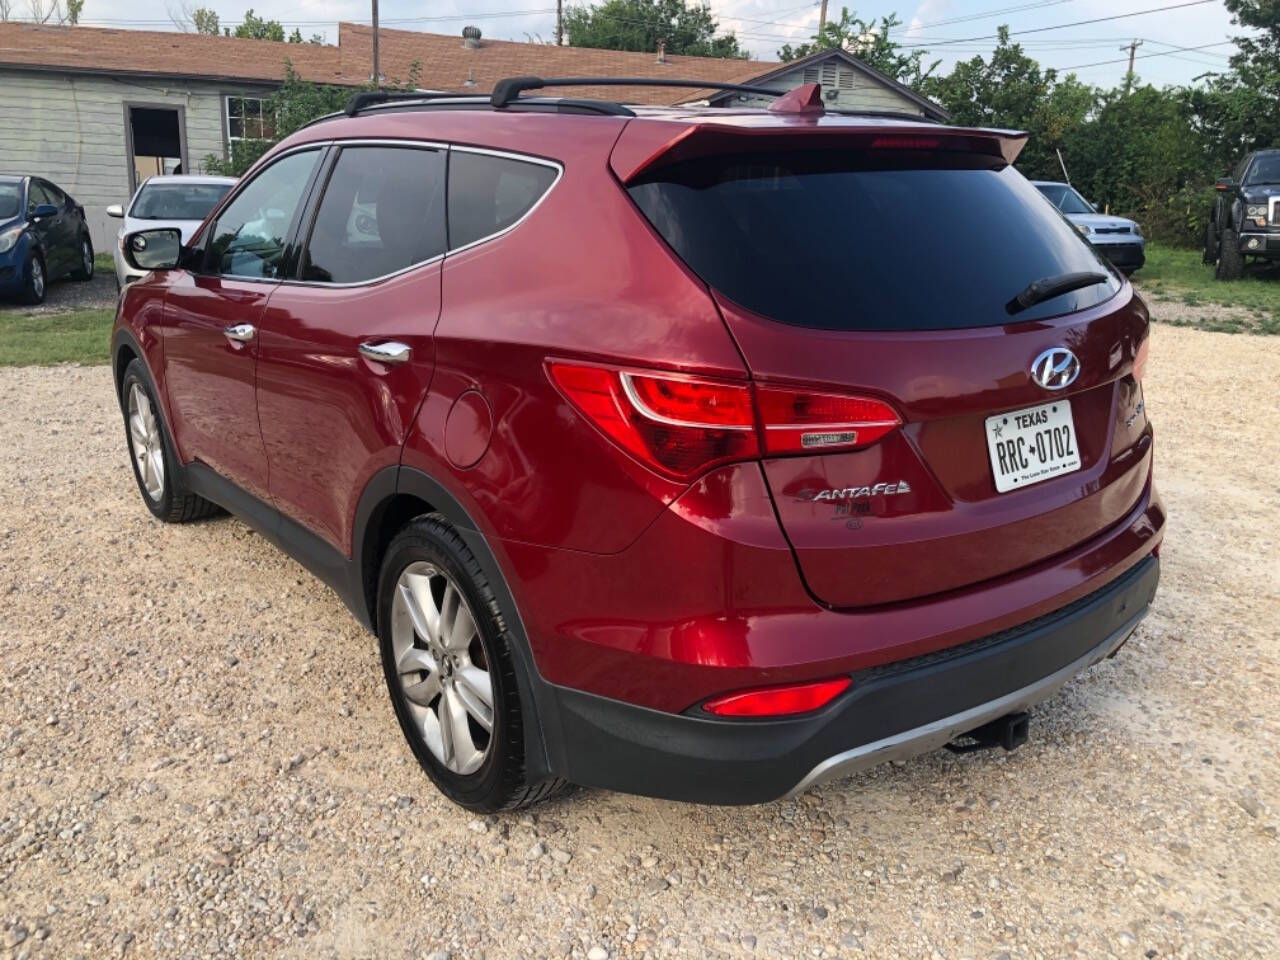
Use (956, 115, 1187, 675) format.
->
(226, 96, 275, 142)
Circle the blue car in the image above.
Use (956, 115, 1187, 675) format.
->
(0, 174, 95, 304)
(1032, 180, 1146, 275)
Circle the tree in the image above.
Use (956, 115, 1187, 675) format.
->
(920, 27, 1095, 179)
(564, 0, 747, 59)
(287, 27, 324, 44)
(778, 9, 936, 84)
(229, 8, 286, 42)
(192, 7, 219, 34)
(1219, 0, 1280, 151)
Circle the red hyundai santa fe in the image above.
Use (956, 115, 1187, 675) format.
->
(112, 79, 1163, 811)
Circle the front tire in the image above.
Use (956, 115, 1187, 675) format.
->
(377, 515, 564, 812)
(120, 358, 219, 523)
(1203, 221, 1219, 264)
(1216, 228, 1244, 280)
(20, 252, 45, 305)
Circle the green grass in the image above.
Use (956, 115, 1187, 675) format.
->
(0, 307, 115, 366)
(1137, 243, 1280, 334)
(94, 252, 114, 273)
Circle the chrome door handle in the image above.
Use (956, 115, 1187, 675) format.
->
(223, 323, 256, 343)
(359, 341, 412, 365)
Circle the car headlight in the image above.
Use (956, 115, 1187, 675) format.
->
(1246, 204, 1266, 218)
(1075, 222, 1092, 236)
(0, 225, 21, 254)
(1132, 222, 1143, 237)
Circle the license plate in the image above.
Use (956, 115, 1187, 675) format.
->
(984, 400, 1081, 493)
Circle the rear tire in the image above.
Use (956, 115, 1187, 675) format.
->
(1215, 228, 1244, 280)
(377, 515, 565, 812)
(71, 236, 94, 281)
(120, 358, 220, 523)
(19, 252, 45, 305)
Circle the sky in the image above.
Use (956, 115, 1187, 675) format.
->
(55, 0, 1243, 87)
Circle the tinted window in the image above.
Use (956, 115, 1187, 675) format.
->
(447, 151, 557, 250)
(301, 146, 446, 284)
(0, 183, 21, 219)
(628, 151, 1121, 331)
(208, 149, 319, 279)
(131, 182, 232, 221)
(27, 181, 54, 212)
(1035, 183, 1093, 215)
(1245, 154, 1280, 186)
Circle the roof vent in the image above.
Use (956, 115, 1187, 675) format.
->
(656, 37, 667, 64)
(462, 25, 482, 48)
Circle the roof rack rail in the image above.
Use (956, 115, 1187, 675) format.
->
(344, 90, 472, 116)
(489, 76, 787, 108)
(826, 107, 942, 124)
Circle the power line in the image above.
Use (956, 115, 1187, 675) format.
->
(912, 0, 1077, 30)
(1057, 40, 1234, 70)
(899, 0, 1219, 48)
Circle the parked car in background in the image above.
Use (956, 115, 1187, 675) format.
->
(107, 175, 235, 290)
(1203, 149, 1280, 280)
(112, 81, 1162, 812)
(0, 174, 95, 304)
(1032, 181, 1145, 275)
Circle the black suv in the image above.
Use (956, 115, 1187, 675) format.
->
(1204, 149, 1280, 280)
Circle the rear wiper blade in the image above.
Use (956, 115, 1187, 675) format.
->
(1006, 271, 1109, 315)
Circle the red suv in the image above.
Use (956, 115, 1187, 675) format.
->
(113, 79, 1163, 812)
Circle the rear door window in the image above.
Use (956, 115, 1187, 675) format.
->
(301, 145, 447, 284)
(447, 150, 558, 250)
(627, 150, 1122, 331)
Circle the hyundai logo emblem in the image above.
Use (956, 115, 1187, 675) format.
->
(1030, 347, 1080, 391)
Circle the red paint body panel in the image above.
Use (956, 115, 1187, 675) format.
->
(256, 267, 441, 555)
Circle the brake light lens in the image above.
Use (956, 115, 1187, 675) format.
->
(1133, 336, 1149, 382)
(549, 363, 757, 480)
(755, 385, 900, 454)
(548, 362, 901, 480)
(704, 676, 852, 717)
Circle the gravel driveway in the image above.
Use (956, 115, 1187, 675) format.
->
(1, 325, 1277, 960)
(0, 270, 117, 315)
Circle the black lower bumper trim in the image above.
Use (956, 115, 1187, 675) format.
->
(541, 557, 1160, 804)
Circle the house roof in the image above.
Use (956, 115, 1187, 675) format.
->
(0, 22, 945, 118)
(707, 47, 950, 121)
(0, 22, 350, 85)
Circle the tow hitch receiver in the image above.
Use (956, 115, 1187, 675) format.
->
(945, 711, 1030, 755)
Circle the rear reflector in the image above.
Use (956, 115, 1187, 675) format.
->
(549, 361, 901, 480)
(704, 677, 852, 717)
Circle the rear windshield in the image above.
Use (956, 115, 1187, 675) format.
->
(627, 151, 1121, 331)
(131, 182, 232, 221)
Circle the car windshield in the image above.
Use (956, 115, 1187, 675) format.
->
(130, 182, 232, 220)
(0, 183, 19, 219)
(628, 151, 1119, 331)
(1245, 154, 1280, 185)
(1035, 183, 1094, 215)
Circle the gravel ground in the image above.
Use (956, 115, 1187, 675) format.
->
(1, 325, 1277, 960)
(0, 271, 117, 315)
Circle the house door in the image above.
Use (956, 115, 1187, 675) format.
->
(125, 105, 187, 193)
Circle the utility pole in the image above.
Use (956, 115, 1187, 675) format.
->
(371, 0, 380, 85)
(555, 0, 562, 45)
(1120, 39, 1142, 94)
(818, 0, 828, 36)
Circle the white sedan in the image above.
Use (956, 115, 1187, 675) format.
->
(107, 175, 235, 289)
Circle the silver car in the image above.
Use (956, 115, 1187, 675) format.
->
(1031, 180, 1145, 275)
(107, 175, 235, 289)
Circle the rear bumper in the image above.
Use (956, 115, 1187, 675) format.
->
(540, 556, 1159, 804)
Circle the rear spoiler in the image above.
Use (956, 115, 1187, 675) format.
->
(610, 118, 1028, 184)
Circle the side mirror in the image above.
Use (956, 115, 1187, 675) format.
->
(31, 203, 58, 219)
(106, 204, 124, 219)
(124, 228, 182, 271)
(1215, 177, 1234, 191)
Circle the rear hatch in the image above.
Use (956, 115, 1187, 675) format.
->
(618, 117, 1153, 608)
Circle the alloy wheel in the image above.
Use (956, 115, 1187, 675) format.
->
(390, 562, 495, 775)
(83, 241, 93, 276)
(31, 258, 44, 299)
(127, 382, 165, 501)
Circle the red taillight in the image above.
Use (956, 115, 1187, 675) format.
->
(548, 363, 758, 481)
(704, 677, 852, 717)
(870, 135, 941, 150)
(755, 385, 900, 454)
(549, 362, 900, 480)
(1133, 336, 1150, 382)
